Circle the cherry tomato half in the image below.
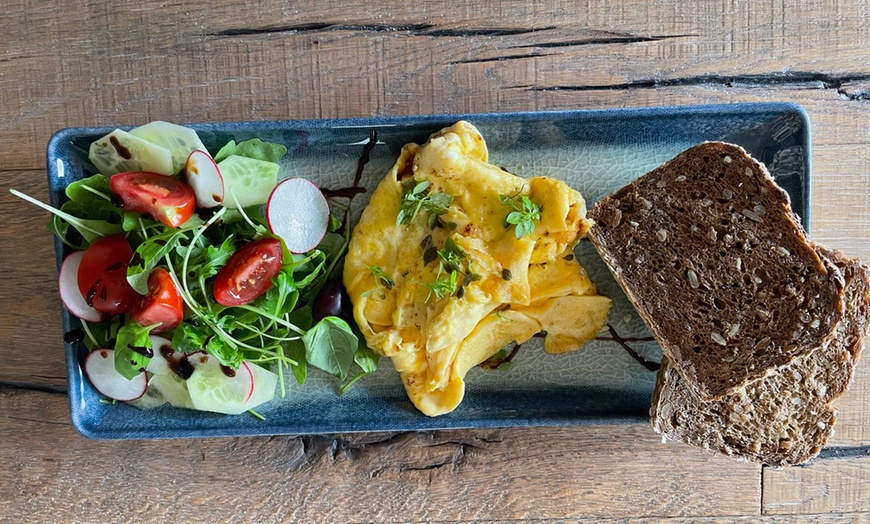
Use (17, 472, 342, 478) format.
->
(77, 234, 141, 315)
(130, 268, 184, 332)
(213, 238, 283, 306)
(110, 171, 195, 228)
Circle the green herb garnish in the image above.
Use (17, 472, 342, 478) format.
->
(499, 193, 541, 239)
(396, 180, 453, 226)
(419, 236, 480, 302)
(364, 265, 395, 299)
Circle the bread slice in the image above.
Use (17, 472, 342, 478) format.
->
(650, 249, 870, 466)
(587, 142, 844, 399)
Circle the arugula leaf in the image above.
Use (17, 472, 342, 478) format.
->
(214, 138, 288, 163)
(81, 317, 122, 352)
(302, 316, 357, 380)
(258, 269, 299, 317)
(65, 175, 113, 206)
(286, 306, 315, 332)
(114, 321, 156, 380)
(171, 321, 210, 354)
(179, 234, 235, 280)
(127, 228, 188, 294)
(9, 189, 123, 249)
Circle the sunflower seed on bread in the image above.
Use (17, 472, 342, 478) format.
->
(650, 249, 869, 466)
(587, 142, 844, 400)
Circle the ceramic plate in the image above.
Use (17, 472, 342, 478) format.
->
(47, 102, 810, 439)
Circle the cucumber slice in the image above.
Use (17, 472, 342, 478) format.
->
(130, 121, 208, 175)
(217, 155, 279, 209)
(246, 362, 278, 409)
(127, 384, 167, 410)
(186, 355, 254, 415)
(149, 373, 194, 409)
(145, 335, 195, 409)
(88, 129, 174, 176)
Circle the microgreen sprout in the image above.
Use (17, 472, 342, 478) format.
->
(396, 179, 453, 226)
(499, 191, 541, 239)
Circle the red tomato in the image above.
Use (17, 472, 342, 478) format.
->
(213, 238, 283, 306)
(77, 234, 141, 314)
(110, 171, 195, 228)
(130, 268, 184, 332)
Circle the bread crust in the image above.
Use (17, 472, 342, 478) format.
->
(588, 142, 844, 400)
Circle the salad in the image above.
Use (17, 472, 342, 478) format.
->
(13, 121, 378, 416)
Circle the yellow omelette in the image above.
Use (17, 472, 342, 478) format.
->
(343, 121, 611, 416)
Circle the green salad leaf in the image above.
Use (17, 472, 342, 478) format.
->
(302, 316, 358, 380)
(12, 125, 384, 410)
(114, 321, 156, 380)
(214, 138, 288, 163)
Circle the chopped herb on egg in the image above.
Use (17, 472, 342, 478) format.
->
(499, 192, 541, 239)
(396, 179, 453, 226)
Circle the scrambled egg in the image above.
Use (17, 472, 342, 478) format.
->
(343, 121, 611, 416)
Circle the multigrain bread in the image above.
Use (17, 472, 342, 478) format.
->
(587, 142, 844, 400)
(650, 249, 870, 466)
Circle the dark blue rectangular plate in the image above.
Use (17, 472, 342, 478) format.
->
(48, 102, 811, 439)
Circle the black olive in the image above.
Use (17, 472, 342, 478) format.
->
(313, 280, 350, 321)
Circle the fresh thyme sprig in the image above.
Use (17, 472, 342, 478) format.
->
(396, 180, 453, 227)
(420, 236, 480, 301)
(364, 265, 395, 299)
(499, 192, 541, 238)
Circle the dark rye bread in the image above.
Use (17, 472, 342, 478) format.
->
(587, 142, 844, 400)
(650, 249, 870, 466)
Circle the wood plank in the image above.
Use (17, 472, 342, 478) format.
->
(808, 146, 870, 448)
(764, 454, 870, 515)
(2, 0, 870, 170)
(0, 389, 760, 522)
(437, 517, 869, 524)
(0, 171, 66, 389)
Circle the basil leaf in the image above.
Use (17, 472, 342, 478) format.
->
(286, 339, 307, 385)
(353, 343, 379, 374)
(316, 232, 345, 261)
(302, 316, 357, 380)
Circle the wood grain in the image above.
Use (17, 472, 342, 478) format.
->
(3, 0, 870, 521)
(0, 389, 760, 522)
(764, 454, 870, 515)
(0, 171, 65, 389)
(2, 0, 870, 170)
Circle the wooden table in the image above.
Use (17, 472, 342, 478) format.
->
(2, 1, 869, 522)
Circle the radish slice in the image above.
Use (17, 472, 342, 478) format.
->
(266, 178, 329, 253)
(186, 355, 254, 414)
(59, 251, 105, 323)
(185, 150, 224, 208)
(84, 349, 148, 401)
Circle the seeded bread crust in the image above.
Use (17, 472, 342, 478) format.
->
(588, 142, 844, 400)
(650, 250, 870, 466)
